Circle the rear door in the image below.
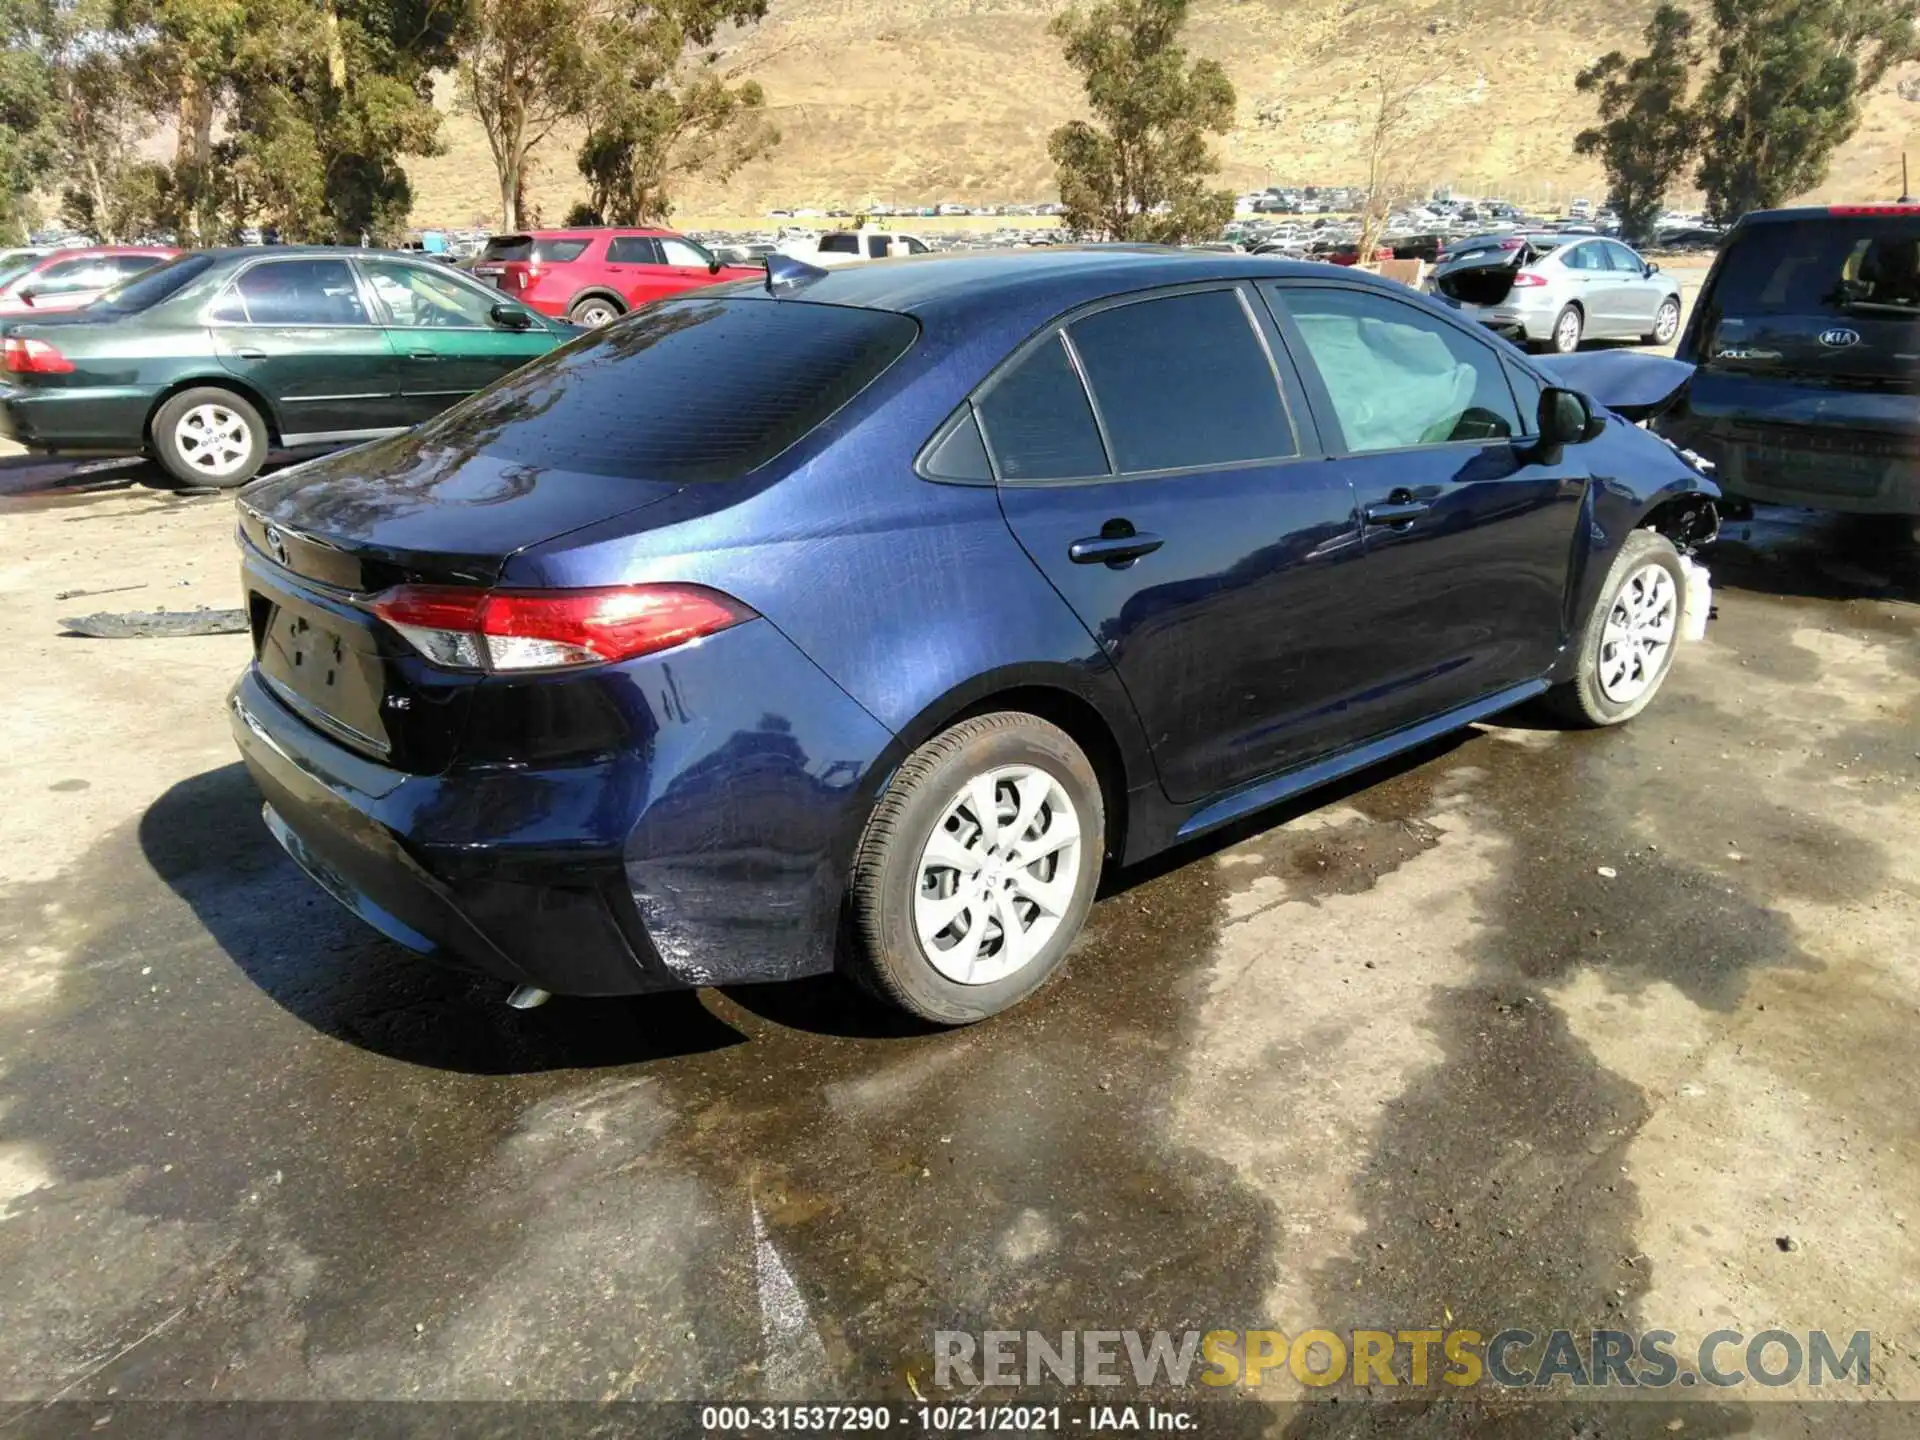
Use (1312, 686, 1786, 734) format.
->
(603, 234, 662, 305)
(1558, 241, 1616, 335)
(359, 257, 552, 424)
(1265, 281, 1586, 736)
(208, 256, 405, 440)
(990, 283, 1369, 804)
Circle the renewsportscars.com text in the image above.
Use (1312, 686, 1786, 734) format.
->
(933, 1328, 1872, 1390)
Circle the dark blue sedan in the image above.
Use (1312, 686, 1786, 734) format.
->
(229, 248, 1719, 1023)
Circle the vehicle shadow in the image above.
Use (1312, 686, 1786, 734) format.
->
(137, 762, 753, 1075)
(1708, 504, 1918, 603)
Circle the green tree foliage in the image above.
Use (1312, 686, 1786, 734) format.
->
(1575, 4, 1699, 244)
(575, 0, 777, 226)
(1691, 0, 1916, 222)
(0, 0, 56, 243)
(454, 0, 596, 231)
(1047, 0, 1235, 244)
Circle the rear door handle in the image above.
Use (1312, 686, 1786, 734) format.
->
(1364, 499, 1431, 527)
(1069, 532, 1164, 566)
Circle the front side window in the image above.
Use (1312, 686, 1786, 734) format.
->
(975, 333, 1110, 481)
(1605, 242, 1645, 273)
(1066, 289, 1294, 473)
(659, 237, 711, 268)
(361, 259, 496, 328)
(234, 259, 367, 326)
(1274, 285, 1521, 453)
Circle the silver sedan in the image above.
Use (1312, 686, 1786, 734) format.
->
(1431, 236, 1684, 353)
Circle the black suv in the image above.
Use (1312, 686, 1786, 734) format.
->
(1658, 205, 1918, 531)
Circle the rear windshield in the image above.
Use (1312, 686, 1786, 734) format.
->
(414, 297, 919, 482)
(481, 235, 590, 264)
(96, 252, 218, 312)
(1709, 216, 1920, 317)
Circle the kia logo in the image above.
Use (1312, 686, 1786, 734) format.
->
(1818, 328, 1861, 348)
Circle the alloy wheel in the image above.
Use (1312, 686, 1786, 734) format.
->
(575, 302, 618, 327)
(1654, 300, 1680, 344)
(913, 764, 1082, 986)
(1555, 309, 1582, 353)
(174, 404, 253, 480)
(1597, 562, 1678, 704)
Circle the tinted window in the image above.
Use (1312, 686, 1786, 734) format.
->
(234, 259, 367, 325)
(866, 236, 891, 259)
(904, 238, 930, 255)
(818, 235, 859, 255)
(660, 237, 710, 268)
(606, 236, 659, 264)
(976, 333, 1109, 480)
(1277, 286, 1521, 452)
(206, 284, 248, 323)
(1067, 289, 1293, 472)
(1709, 216, 1920, 316)
(1562, 243, 1601, 271)
(25, 259, 115, 296)
(535, 238, 590, 263)
(362, 259, 497, 327)
(1504, 360, 1544, 437)
(481, 235, 534, 262)
(414, 298, 917, 483)
(921, 407, 993, 481)
(97, 252, 217, 312)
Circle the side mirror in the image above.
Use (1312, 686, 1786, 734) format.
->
(489, 302, 534, 331)
(1645, 260, 1661, 277)
(708, 256, 723, 275)
(1534, 387, 1606, 463)
(15, 287, 38, 305)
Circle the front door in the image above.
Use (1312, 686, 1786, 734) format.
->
(209, 256, 402, 440)
(1603, 242, 1662, 336)
(1266, 281, 1586, 737)
(988, 284, 1368, 805)
(358, 257, 553, 425)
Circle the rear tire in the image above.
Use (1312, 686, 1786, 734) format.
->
(1545, 530, 1687, 727)
(568, 296, 623, 327)
(845, 713, 1105, 1024)
(149, 387, 268, 489)
(1540, 304, 1584, 355)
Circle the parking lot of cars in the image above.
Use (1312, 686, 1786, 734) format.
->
(0, 212, 1916, 1422)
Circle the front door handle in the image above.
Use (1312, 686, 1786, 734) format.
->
(408, 349, 437, 360)
(1363, 499, 1431, 528)
(1069, 530, 1164, 566)
(235, 347, 268, 360)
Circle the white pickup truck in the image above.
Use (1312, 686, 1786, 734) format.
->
(778, 231, 934, 267)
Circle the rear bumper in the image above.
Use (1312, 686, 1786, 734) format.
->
(0, 382, 152, 452)
(1659, 378, 1919, 514)
(1439, 292, 1560, 342)
(228, 619, 896, 996)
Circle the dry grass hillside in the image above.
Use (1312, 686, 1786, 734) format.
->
(403, 0, 1920, 228)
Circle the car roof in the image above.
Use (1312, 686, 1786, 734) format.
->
(753, 246, 1390, 324)
(1734, 204, 1920, 226)
(495, 228, 678, 240)
(24, 244, 176, 265)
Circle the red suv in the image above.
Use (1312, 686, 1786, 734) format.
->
(471, 228, 762, 326)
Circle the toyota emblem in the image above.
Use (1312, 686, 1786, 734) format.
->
(263, 524, 289, 566)
(1818, 327, 1861, 348)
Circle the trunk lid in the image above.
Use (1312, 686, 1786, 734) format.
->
(1433, 248, 1524, 306)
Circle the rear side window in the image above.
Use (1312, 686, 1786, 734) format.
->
(1275, 285, 1520, 453)
(234, 259, 367, 325)
(414, 298, 917, 483)
(1503, 360, 1544, 437)
(606, 236, 660, 264)
(818, 235, 859, 255)
(976, 333, 1110, 480)
(481, 235, 590, 264)
(1709, 216, 1920, 316)
(1067, 289, 1293, 473)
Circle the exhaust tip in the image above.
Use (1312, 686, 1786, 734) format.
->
(506, 985, 552, 1011)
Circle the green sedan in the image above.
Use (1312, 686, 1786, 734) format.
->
(0, 246, 571, 488)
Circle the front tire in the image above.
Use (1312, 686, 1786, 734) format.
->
(846, 713, 1105, 1024)
(149, 387, 269, 489)
(1546, 530, 1687, 727)
(1644, 296, 1682, 346)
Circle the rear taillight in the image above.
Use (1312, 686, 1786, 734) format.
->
(2, 337, 74, 374)
(369, 584, 755, 672)
(1509, 272, 1548, 288)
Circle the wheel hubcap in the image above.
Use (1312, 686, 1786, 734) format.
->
(1598, 563, 1678, 704)
(175, 404, 251, 477)
(914, 765, 1082, 986)
(1557, 312, 1580, 350)
(580, 305, 615, 326)
(1656, 303, 1679, 342)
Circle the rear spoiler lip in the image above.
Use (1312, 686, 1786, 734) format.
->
(1533, 350, 1697, 423)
